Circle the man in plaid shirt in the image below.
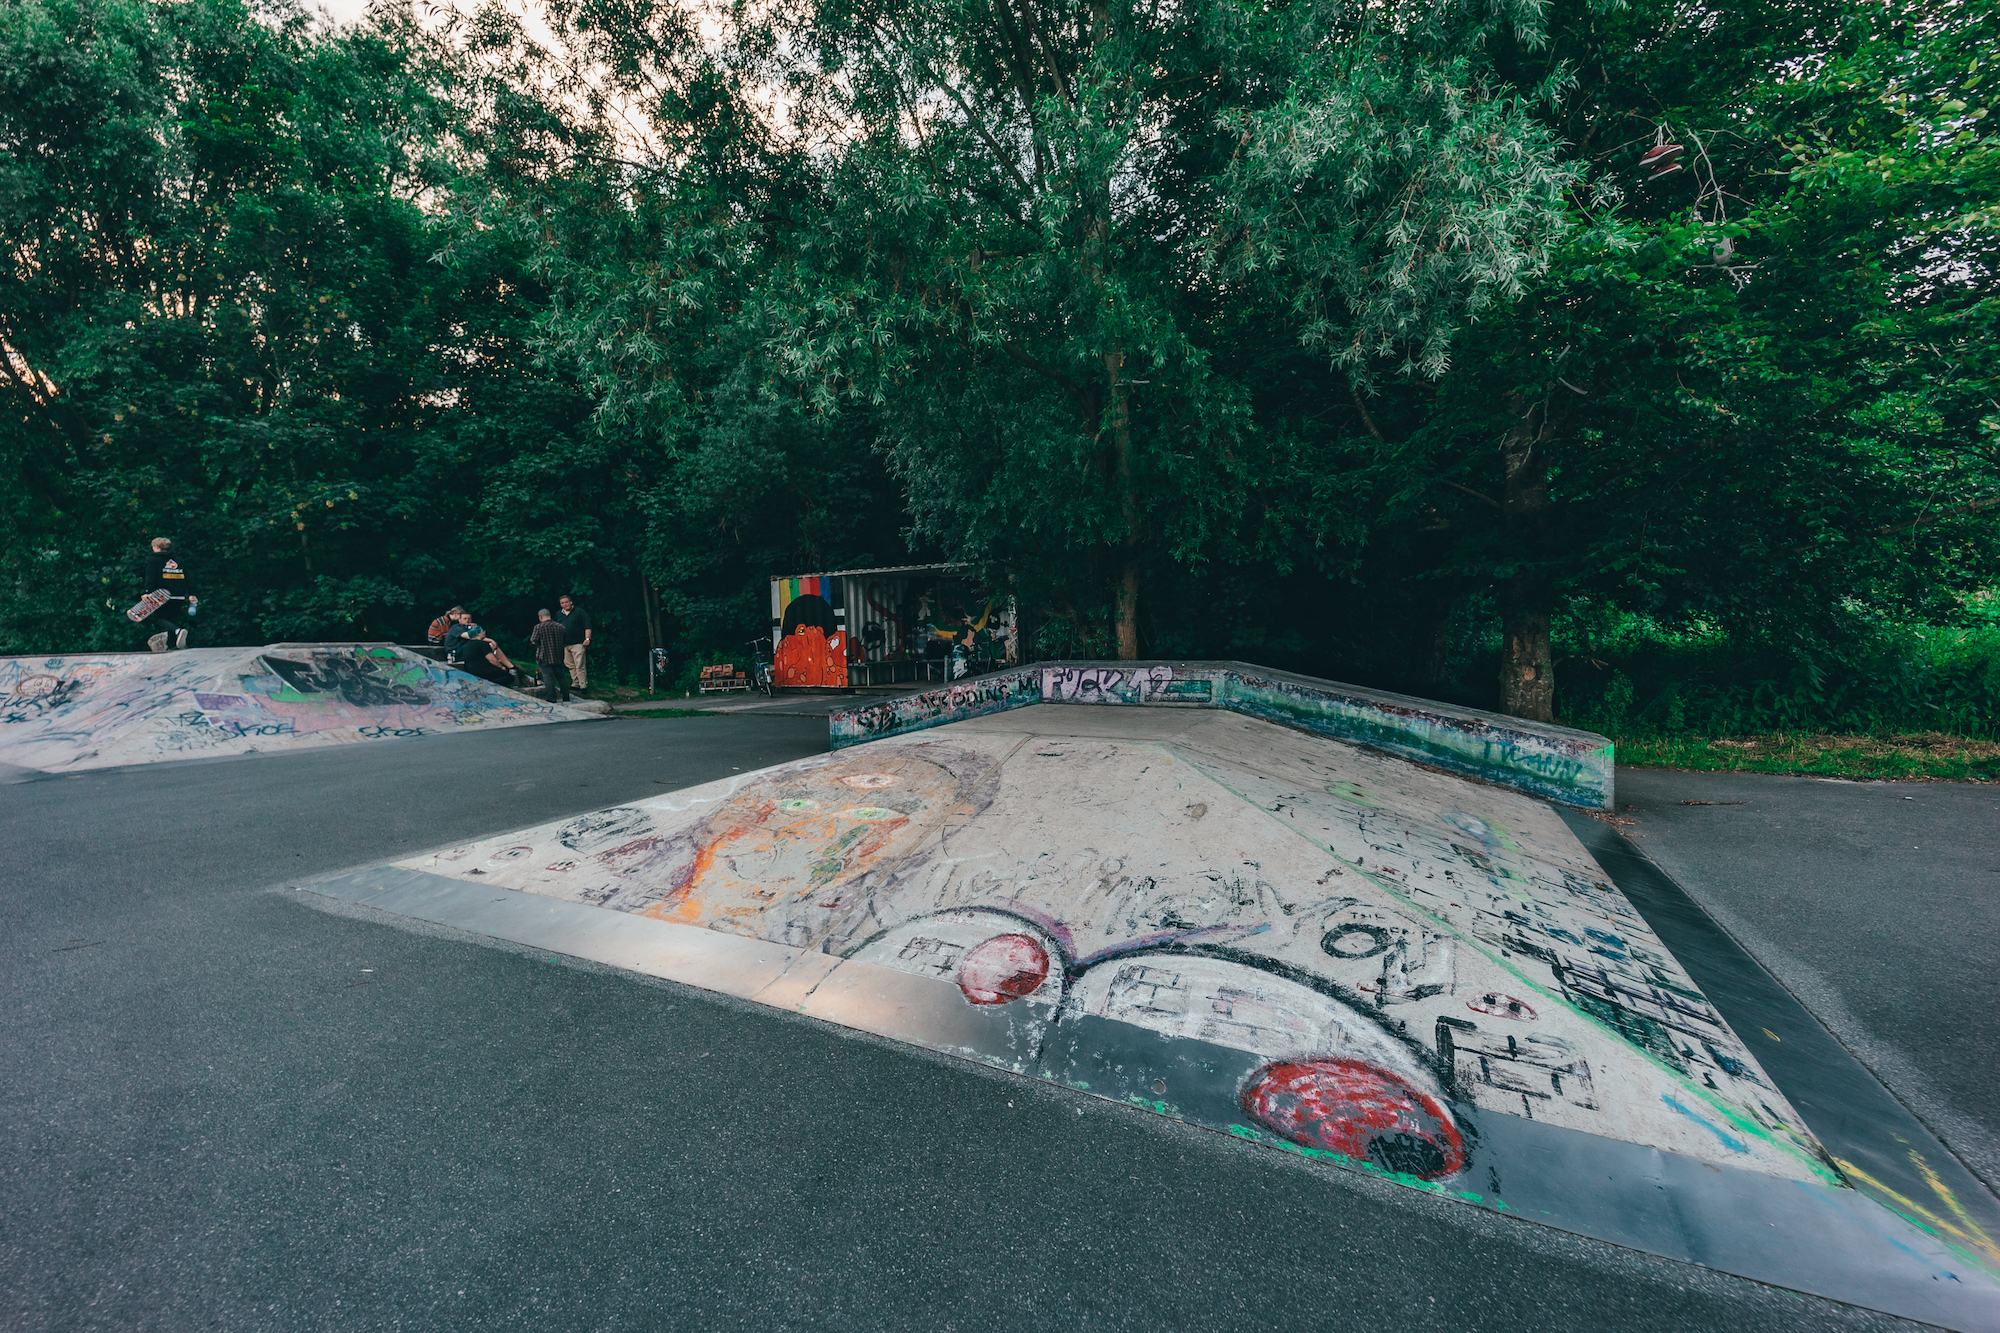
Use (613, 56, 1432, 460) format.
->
(529, 608, 570, 702)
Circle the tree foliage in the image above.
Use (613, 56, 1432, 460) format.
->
(1, 0, 1993, 730)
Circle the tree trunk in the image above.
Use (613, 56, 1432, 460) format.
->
(1412, 578, 1460, 696)
(1107, 347, 1141, 660)
(639, 570, 661, 657)
(1497, 402, 1554, 721)
(1115, 554, 1140, 659)
(1498, 584, 1553, 721)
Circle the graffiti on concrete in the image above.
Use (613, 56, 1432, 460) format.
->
(260, 652, 432, 708)
(0, 644, 594, 772)
(830, 661, 1615, 809)
(828, 671, 1041, 748)
(406, 711, 1827, 1188)
(1039, 664, 1173, 704)
(1, 670, 93, 721)
(1223, 670, 1614, 810)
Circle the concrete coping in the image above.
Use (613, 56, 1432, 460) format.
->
(828, 659, 1614, 810)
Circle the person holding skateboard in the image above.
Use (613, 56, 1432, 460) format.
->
(137, 537, 197, 651)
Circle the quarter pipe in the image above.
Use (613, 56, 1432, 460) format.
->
(0, 643, 600, 773)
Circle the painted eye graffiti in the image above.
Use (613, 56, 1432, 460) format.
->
(1320, 924, 1393, 960)
(777, 798, 819, 812)
(956, 934, 1050, 1005)
(1468, 992, 1537, 1021)
(1241, 1058, 1467, 1180)
(839, 773, 899, 789)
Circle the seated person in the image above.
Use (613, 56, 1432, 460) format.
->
(427, 606, 466, 645)
(443, 613, 522, 686)
(440, 612, 475, 660)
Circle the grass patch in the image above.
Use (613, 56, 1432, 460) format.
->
(617, 707, 714, 719)
(1615, 732, 2000, 782)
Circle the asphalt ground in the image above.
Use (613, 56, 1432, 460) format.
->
(0, 716, 1970, 1332)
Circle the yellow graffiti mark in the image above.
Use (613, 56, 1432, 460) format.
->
(1912, 1151, 2000, 1267)
(1835, 1154, 2000, 1271)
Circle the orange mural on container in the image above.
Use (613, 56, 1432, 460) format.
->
(773, 626, 848, 688)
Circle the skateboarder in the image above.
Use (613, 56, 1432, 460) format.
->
(555, 595, 592, 693)
(529, 609, 570, 701)
(139, 537, 197, 651)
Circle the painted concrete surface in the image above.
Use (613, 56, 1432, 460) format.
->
(0, 643, 599, 773)
(828, 660, 1616, 809)
(299, 704, 1999, 1324)
(380, 708, 1814, 1177)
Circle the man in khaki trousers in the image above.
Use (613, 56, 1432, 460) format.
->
(556, 595, 593, 693)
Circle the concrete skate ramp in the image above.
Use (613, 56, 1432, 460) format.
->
(302, 705, 2000, 1327)
(0, 643, 600, 773)
(829, 660, 1616, 809)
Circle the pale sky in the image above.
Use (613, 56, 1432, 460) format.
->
(314, 0, 371, 26)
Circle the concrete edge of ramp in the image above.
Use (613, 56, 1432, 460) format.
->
(1558, 810, 2000, 1283)
(826, 661, 1615, 810)
(293, 862, 2000, 1329)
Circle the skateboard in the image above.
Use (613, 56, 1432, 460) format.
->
(126, 589, 180, 622)
(124, 588, 198, 620)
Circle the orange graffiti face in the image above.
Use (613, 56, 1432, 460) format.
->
(640, 751, 979, 941)
(12, 675, 59, 702)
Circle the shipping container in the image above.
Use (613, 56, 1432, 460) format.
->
(768, 564, 1017, 688)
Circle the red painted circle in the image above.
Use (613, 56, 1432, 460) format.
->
(956, 934, 1050, 1005)
(1241, 1058, 1466, 1179)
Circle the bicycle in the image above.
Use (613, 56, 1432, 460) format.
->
(746, 637, 777, 696)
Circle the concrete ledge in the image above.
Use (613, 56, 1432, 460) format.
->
(828, 660, 1614, 809)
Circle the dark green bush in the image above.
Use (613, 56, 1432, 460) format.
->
(1554, 613, 2000, 739)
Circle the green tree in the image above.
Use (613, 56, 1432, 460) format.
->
(0, 0, 621, 656)
(749, 0, 1577, 658)
(1353, 0, 2000, 718)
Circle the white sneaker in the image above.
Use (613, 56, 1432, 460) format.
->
(147, 633, 169, 652)
(174, 629, 189, 649)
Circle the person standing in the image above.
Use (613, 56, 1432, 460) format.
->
(141, 537, 198, 650)
(555, 594, 592, 693)
(530, 609, 570, 702)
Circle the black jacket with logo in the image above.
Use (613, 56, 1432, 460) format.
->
(143, 553, 194, 599)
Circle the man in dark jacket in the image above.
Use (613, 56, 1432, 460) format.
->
(141, 537, 197, 650)
(529, 609, 570, 701)
(555, 595, 592, 693)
